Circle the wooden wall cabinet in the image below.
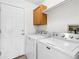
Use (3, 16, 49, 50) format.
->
(33, 5, 47, 25)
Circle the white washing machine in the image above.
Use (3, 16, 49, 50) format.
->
(26, 33, 50, 59)
(37, 34, 79, 59)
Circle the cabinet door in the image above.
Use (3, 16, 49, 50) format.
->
(33, 7, 42, 25)
(40, 5, 47, 25)
(37, 42, 54, 59)
(33, 5, 47, 25)
(41, 13, 47, 25)
(26, 37, 36, 59)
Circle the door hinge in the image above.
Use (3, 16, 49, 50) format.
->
(0, 30, 1, 34)
(0, 51, 1, 56)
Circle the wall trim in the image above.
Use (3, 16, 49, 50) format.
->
(0, 2, 24, 9)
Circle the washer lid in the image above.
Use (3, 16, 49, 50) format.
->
(27, 34, 46, 39)
(47, 38, 79, 53)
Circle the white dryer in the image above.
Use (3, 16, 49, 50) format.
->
(37, 36, 79, 59)
(26, 34, 50, 59)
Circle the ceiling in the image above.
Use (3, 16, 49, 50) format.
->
(26, 0, 46, 4)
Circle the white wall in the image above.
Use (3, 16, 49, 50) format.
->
(0, 0, 36, 34)
(46, 0, 79, 33)
(43, 0, 64, 8)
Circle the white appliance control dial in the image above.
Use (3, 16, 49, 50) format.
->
(69, 36, 73, 39)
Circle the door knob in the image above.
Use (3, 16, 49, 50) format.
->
(21, 33, 25, 35)
(22, 30, 24, 32)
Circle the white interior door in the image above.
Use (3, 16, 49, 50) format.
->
(1, 3, 25, 59)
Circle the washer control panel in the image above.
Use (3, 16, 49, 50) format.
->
(52, 33, 79, 41)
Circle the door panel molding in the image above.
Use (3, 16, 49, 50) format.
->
(0, 3, 25, 59)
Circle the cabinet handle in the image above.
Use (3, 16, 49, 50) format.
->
(46, 47, 50, 50)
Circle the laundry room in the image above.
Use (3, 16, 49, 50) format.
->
(0, 0, 79, 59)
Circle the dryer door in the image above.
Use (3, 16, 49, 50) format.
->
(37, 42, 55, 59)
